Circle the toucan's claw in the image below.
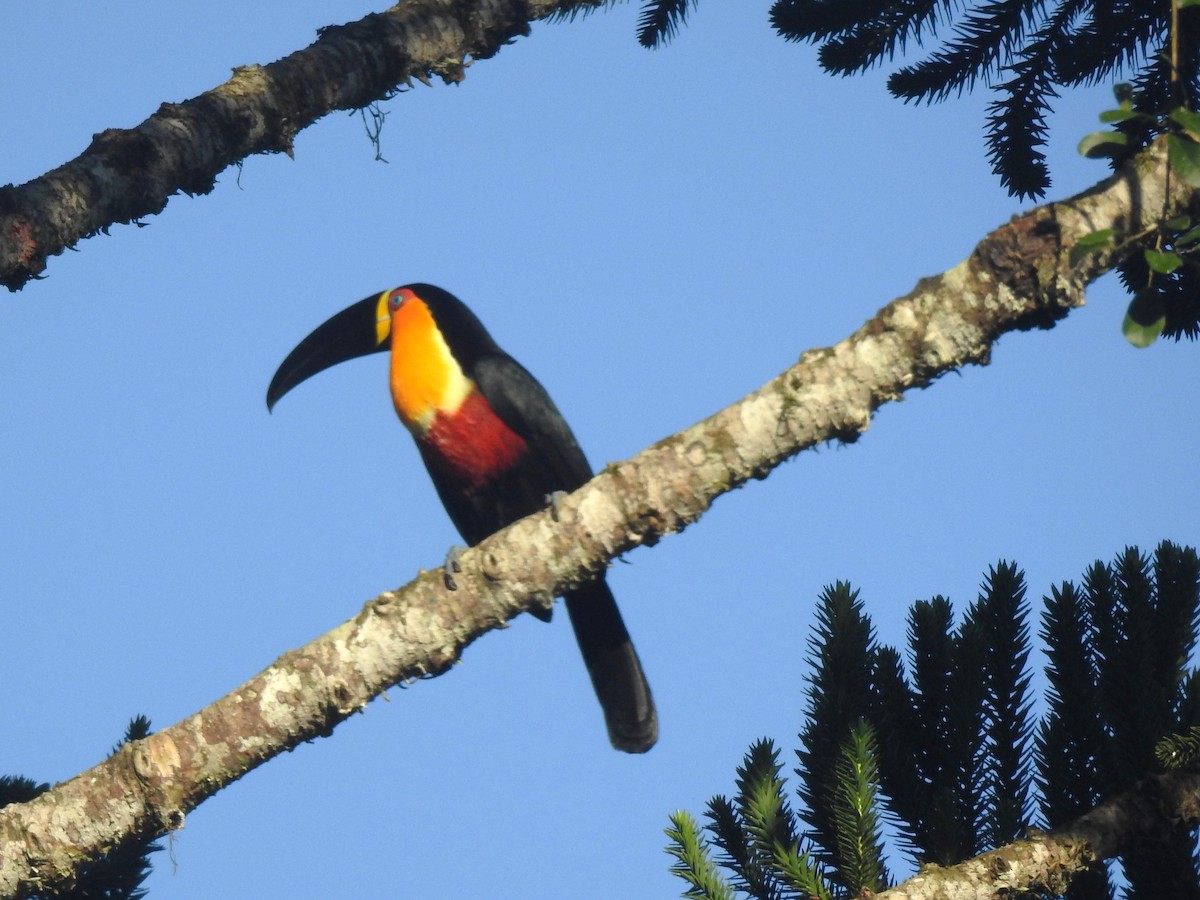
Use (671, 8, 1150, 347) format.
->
(546, 490, 568, 523)
(443, 544, 467, 591)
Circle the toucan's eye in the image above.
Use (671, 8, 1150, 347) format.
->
(389, 289, 404, 309)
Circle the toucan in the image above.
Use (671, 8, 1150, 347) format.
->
(267, 283, 657, 753)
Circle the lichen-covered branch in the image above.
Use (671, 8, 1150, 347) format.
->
(0, 0, 610, 291)
(0, 142, 1193, 899)
(876, 771, 1200, 900)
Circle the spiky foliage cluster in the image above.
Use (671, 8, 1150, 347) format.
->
(667, 542, 1200, 899)
(794, 584, 891, 889)
(806, 567, 1037, 868)
(667, 739, 836, 900)
(637, 0, 694, 48)
(1039, 545, 1200, 895)
(767, 0, 1200, 201)
(0, 717, 161, 900)
(637, 1, 1200, 202)
(1158, 725, 1200, 768)
(634, 3, 1200, 340)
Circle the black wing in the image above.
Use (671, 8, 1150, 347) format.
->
(470, 353, 595, 491)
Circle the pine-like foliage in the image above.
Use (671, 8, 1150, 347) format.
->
(795, 582, 879, 884)
(829, 722, 888, 894)
(668, 740, 832, 900)
(972, 563, 1035, 849)
(1038, 545, 1200, 897)
(871, 566, 1036, 867)
(667, 542, 1200, 899)
(1, 717, 161, 900)
(634, 2, 1200, 339)
(763, 0, 1200, 200)
(637, 0, 697, 48)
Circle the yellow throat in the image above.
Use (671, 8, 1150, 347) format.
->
(381, 291, 472, 433)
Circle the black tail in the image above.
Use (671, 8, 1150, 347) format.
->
(564, 579, 657, 753)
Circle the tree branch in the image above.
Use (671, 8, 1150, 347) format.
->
(876, 770, 1200, 900)
(0, 0, 610, 292)
(0, 140, 1192, 899)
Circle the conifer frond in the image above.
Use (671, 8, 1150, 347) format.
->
(1110, 547, 1168, 768)
(705, 796, 757, 893)
(983, 0, 1080, 200)
(814, 0, 948, 75)
(870, 646, 923, 863)
(772, 0, 950, 46)
(705, 794, 779, 900)
(671, 543, 1200, 898)
(1036, 566, 1117, 898)
(738, 740, 799, 857)
(888, 0, 1040, 102)
(0, 775, 50, 808)
(830, 722, 889, 894)
(1037, 582, 1104, 826)
(1157, 726, 1200, 770)
(739, 740, 827, 899)
(768, 1, 1196, 198)
(1110, 597, 1200, 894)
(545, 0, 624, 25)
(1065, 543, 1200, 895)
(908, 598, 955, 787)
(1158, 270, 1200, 341)
(115, 714, 154, 753)
(797, 582, 878, 879)
(1151, 542, 1200, 699)
(1051, 3, 1162, 86)
(770, 0, 903, 44)
(667, 811, 738, 900)
(637, 0, 695, 48)
(768, 844, 832, 900)
(973, 562, 1035, 848)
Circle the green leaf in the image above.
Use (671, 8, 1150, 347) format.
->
(1165, 215, 1193, 232)
(1099, 107, 1140, 124)
(1168, 133, 1200, 186)
(1170, 107, 1200, 142)
(1123, 290, 1167, 347)
(1078, 130, 1130, 159)
(1069, 229, 1115, 266)
(1174, 223, 1200, 247)
(1178, 0, 1200, 9)
(1144, 248, 1183, 274)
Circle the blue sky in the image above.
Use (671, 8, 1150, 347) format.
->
(1, 2, 1196, 898)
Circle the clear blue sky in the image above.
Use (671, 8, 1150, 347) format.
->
(1, 2, 1195, 898)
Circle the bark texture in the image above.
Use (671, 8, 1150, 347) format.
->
(0, 0, 607, 291)
(0, 140, 1195, 899)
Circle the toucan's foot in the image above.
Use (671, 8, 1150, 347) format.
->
(443, 545, 467, 590)
(546, 490, 569, 522)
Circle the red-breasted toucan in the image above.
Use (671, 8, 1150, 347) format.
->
(267, 284, 657, 753)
